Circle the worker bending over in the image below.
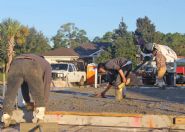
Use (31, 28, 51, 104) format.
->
(1, 54, 52, 127)
(96, 57, 132, 98)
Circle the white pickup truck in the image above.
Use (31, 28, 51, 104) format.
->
(51, 63, 86, 86)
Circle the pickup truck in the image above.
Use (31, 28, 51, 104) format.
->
(51, 63, 86, 86)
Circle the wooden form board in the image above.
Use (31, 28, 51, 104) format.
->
(45, 111, 142, 117)
(174, 117, 185, 125)
(176, 84, 185, 87)
(9, 110, 185, 130)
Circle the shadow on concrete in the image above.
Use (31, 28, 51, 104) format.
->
(52, 90, 117, 99)
(52, 90, 93, 97)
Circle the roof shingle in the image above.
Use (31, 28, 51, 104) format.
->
(43, 47, 79, 56)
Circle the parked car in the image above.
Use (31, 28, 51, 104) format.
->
(51, 62, 86, 86)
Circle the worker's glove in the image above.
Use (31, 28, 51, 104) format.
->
(126, 78, 130, 85)
(32, 107, 45, 123)
(1, 113, 16, 128)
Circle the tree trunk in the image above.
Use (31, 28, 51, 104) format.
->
(6, 36, 15, 73)
(2, 61, 6, 98)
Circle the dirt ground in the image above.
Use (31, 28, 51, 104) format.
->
(1, 85, 185, 131)
(1, 84, 185, 116)
(46, 85, 185, 116)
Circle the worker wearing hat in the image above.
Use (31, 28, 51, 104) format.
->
(145, 43, 177, 88)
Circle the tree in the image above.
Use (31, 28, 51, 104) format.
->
(52, 23, 89, 48)
(113, 18, 128, 39)
(113, 19, 137, 65)
(95, 49, 112, 63)
(92, 36, 101, 43)
(0, 18, 29, 72)
(15, 27, 51, 54)
(153, 31, 165, 44)
(95, 18, 137, 66)
(163, 33, 185, 56)
(135, 16, 156, 43)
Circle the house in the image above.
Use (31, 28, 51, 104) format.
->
(74, 42, 112, 63)
(43, 47, 79, 64)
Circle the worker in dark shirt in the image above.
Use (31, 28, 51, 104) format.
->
(96, 58, 132, 98)
(1, 54, 52, 127)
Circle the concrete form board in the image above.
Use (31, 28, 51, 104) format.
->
(9, 110, 185, 130)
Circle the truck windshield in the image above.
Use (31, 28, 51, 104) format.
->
(51, 64, 68, 70)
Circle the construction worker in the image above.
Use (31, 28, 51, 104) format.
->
(145, 43, 177, 87)
(1, 54, 52, 127)
(96, 57, 132, 98)
(134, 32, 177, 87)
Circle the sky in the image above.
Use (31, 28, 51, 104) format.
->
(0, 0, 185, 41)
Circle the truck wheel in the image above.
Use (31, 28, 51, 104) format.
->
(166, 73, 176, 86)
(142, 78, 156, 85)
(79, 76, 85, 86)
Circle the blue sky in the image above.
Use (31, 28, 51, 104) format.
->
(0, 0, 185, 40)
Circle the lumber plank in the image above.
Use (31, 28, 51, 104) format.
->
(174, 117, 185, 125)
(176, 84, 185, 86)
(45, 111, 142, 117)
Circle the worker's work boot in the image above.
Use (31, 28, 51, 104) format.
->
(1, 113, 16, 128)
(155, 79, 166, 89)
(32, 107, 45, 123)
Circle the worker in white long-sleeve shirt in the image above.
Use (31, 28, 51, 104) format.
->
(145, 43, 177, 88)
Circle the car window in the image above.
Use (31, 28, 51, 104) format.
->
(51, 64, 68, 70)
(69, 65, 73, 72)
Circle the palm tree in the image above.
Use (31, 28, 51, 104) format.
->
(0, 18, 29, 73)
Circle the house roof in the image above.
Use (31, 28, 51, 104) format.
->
(74, 43, 98, 57)
(43, 47, 79, 57)
(74, 42, 112, 57)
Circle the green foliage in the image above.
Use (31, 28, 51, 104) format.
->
(0, 37, 7, 62)
(161, 33, 185, 56)
(0, 18, 21, 38)
(95, 18, 137, 66)
(135, 16, 156, 43)
(0, 18, 29, 69)
(93, 32, 113, 43)
(113, 18, 128, 39)
(135, 16, 185, 56)
(0, 18, 29, 45)
(52, 23, 89, 48)
(95, 50, 112, 63)
(15, 27, 51, 54)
